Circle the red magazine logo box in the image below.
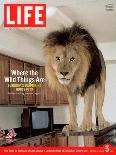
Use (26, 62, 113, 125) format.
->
(4, 4, 46, 27)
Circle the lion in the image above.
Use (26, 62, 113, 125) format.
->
(43, 23, 109, 131)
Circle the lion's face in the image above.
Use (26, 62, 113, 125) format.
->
(51, 46, 81, 85)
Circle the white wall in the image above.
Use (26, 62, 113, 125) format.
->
(98, 41, 116, 60)
(0, 107, 23, 130)
(104, 64, 116, 122)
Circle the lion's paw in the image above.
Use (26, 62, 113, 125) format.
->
(80, 122, 96, 131)
(98, 118, 110, 129)
(62, 124, 78, 131)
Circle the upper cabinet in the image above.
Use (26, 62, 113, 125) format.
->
(10, 59, 24, 105)
(40, 67, 68, 105)
(35, 66, 43, 105)
(0, 55, 9, 105)
(0, 53, 68, 106)
(24, 63, 36, 105)
(57, 92, 68, 105)
(40, 67, 57, 105)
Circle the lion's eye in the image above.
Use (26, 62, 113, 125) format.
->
(70, 57, 75, 61)
(56, 56, 60, 61)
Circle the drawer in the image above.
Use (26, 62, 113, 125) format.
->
(41, 135, 51, 144)
(14, 142, 29, 146)
(28, 139, 41, 146)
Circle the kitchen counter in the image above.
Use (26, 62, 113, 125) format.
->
(0, 130, 61, 146)
(0, 124, 116, 146)
(62, 124, 116, 136)
(62, 124, 116, 146)
(0, 123, 65, 146)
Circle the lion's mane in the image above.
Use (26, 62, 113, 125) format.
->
(44, 23, 102, 95)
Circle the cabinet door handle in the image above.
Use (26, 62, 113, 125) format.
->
(34, 143, 36, 146)
(28, 142, 30, 146)
(40, 138, 42, 145)
(45, 140, 47, 143)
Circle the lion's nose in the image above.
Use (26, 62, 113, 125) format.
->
(60, 72, 69, 76)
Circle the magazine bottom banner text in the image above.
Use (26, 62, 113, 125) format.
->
(0, 145, 116, 155)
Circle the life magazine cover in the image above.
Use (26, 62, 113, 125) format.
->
(0, 0, 116, 153)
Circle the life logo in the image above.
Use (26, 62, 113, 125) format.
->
(4, 4, 46, 27)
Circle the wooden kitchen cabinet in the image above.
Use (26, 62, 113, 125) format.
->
(14, 134, 52, 146)
(54, 133, 67, 146)
(40, 66, 68, 105)
(14, 136, 40, 146)
(10, 58, 24, 105)
(0, 55, 9, 105)
(28, 138, 41, 146)
(40, 66, 57, 105)
(57, 92, 68, 104)
(0, 53, 68, 106)
(24, 63, 36, 105)
(40, 135, 52, 146)
(35, 66, 42, 105)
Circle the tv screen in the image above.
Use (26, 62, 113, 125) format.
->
(32, 111, 49, 129)
(21, 107, 53, 137)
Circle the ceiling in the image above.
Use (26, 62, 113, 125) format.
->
(0, 0, 116, 65)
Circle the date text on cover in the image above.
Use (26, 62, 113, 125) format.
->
(4, 4, 46, 27)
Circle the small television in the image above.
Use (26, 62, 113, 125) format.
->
(21, 107, 53, 137)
